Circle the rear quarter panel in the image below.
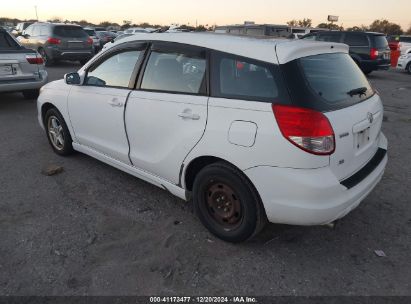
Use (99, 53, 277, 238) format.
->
(183, 98, 330, 188)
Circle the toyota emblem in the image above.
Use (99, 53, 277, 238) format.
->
(367, 112, 374, 124)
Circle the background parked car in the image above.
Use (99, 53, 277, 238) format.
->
(396, 48, 411, 74)
(83, 27, 101, 53)
(12, 22, 33, 37)
(0, 27, 47, 99)
(18, 23, 94, 66)
(124, 27, 153, 34)
(301, 31, 390, 74)
(397, 35, 411, 55)
(96, 31, 117, 48)
(101, 33, 134, 51)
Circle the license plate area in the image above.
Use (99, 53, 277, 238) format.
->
(383, 53, 390, 60)
(354, 127, 371, 152)
(68, 42, 83, 49)
(0, 64, 14, 76)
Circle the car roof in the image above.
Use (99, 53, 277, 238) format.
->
(116, 32, 348, 64)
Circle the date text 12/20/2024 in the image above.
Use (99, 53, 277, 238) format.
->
(149, 297, 257, 303)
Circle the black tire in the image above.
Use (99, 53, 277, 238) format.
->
(38, 48, 53, 67)
(44, 108, 74, 156)
(22, 89, 39, 99)
(407, 63, 411, 75)
(363, 69, 372, 75)
(193, 162, 266, 243)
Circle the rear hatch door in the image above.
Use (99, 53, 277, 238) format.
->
(278, 45, 384, 181)
(372, 34, 391, 63)
(53, 25, 90, 50)
(0, 31, 40, 82)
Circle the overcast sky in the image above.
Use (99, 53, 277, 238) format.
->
(2, 0, 410, 29)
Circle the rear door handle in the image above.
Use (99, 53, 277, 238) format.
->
(108, 98, 124, 107)
(178, 112, 200, 120)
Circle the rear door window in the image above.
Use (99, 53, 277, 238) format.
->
(141, 48, 206, 94)
(343, 33, 369, 46)
(53, 26, 88, 38)
(32, 25, 41, 37)
(39, 25, 50, 36)
(211, 52, 287, 102)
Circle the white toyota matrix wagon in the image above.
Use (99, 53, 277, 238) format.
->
(37, 33, 388, 242)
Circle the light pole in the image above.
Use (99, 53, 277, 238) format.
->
(34, 6, 39, 21)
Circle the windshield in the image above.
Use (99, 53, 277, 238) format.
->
(281, 53, 374, 111)
(53, 26, 88, 38)
(400, 36, 411, 43)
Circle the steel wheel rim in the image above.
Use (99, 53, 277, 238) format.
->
(205, 180, 243, 231)
(47, 116, 65, 151)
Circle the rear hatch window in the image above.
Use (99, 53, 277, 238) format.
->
(0, 32, 20, 49)
(84, 29, 96, 36)
(53, 26, 88, 38)
(373, 35, 389, 49)
(281, 53, 374, 111)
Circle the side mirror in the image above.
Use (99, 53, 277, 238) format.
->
(64, 72, 81, 85)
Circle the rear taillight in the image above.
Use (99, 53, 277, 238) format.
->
(87, 37, 93, 45)
(26, 54, 44, 65)
(47, 37, 61, 45)
(272, 104, 335, 155)
(370, 48, 379, 60)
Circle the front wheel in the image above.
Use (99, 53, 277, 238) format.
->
(193, 162, 266, 243)
(44, 108, 74, 156)
(407, 63, 411, 75)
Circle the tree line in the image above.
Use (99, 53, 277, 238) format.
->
(1, 16, 410, 36)
(287, 18, 411, 36)
(0, 17, 213, 32)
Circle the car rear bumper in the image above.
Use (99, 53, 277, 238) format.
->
(46, 47, 94, 61)
(0, 70, 48, 93)
(361, 59, 391, 71)
(244, 133, 388, 226)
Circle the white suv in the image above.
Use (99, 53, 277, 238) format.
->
(37, 33, 388, 242)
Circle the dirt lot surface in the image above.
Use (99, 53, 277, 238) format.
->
(1, 63, 410, 296)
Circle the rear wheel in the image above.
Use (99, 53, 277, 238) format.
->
(22, 89, 39, 99)
(38, 48, 53, 66)
(363, 69, 372, 75)
(193, 162, 266, 243)
(44, 108, 74, 156)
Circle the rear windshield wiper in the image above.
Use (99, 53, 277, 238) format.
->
(347, 87, 368, 97)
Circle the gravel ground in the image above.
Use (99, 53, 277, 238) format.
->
(0, 63, 410, 296)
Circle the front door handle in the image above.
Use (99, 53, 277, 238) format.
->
(108, 98, 124, 108)
(178, 112, 200, 120)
